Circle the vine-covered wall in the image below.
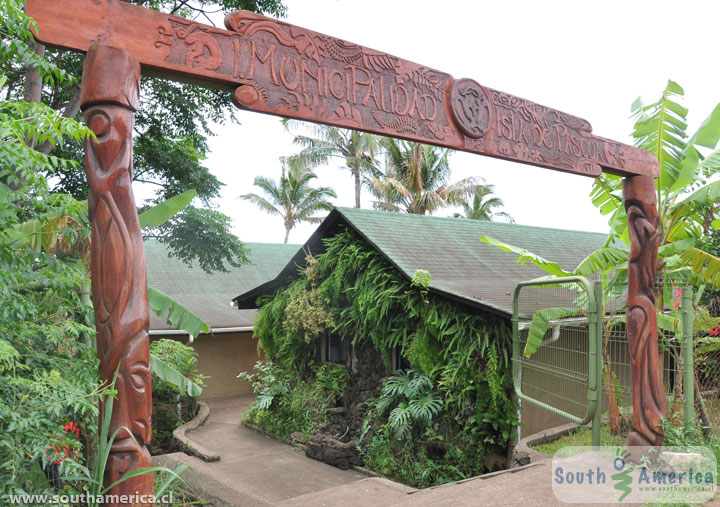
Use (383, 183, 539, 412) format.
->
(252, 227, 517, 484)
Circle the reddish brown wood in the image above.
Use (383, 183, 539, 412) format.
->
(623, 175, 667, 446)
(26, 0, 658, 179)
(80, 46, 154, 505)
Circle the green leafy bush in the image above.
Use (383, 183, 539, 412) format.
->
(149, 339, 205, 453)
(372, 370, 442, 439)
(239, 361, 345, 440)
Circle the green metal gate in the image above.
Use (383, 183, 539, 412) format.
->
(512, 276, 603, 446)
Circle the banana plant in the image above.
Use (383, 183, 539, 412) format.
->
(591, 80, 720, 298)
(15, 189, 209, 395)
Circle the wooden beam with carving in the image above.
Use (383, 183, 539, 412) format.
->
(81, 45, 154, 504)
(26, 0, 658, 179)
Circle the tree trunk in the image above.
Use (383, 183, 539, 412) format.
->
(23, 41, 45, 104)
(284, 226, 291, 244)
(354, 169, 361, 208)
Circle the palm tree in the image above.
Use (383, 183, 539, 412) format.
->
(283, 119, 380, 208)
(241, 160, 337, 243)
(369, 138, 477, 215)
(454, 183, 513, 222)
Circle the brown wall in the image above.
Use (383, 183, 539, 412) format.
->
(153, 331, 263, 399)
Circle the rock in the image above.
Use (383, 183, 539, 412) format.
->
(661, 451, 703, 470)
(511, 448, 531, 468)
(290, 432, 307, 444)
(305, 433, 362, 470)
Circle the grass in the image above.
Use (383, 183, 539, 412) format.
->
(530, 424, 629, 455)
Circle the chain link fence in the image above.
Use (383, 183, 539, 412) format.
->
(515, 279, 696, 443)
(696, 296, 720, 436)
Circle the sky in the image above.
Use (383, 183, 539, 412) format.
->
(138, 0, 720, 246)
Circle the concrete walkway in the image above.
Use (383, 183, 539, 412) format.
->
(159, 396, 720, 506)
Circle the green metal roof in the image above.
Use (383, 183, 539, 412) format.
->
(145, 240, 299, 331)
(233, 207, 610, 317)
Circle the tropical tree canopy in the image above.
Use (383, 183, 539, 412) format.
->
(369, 138, 477, 215)
(283, 119, 381, 208)
(454, 183, 513, 222)
(241, 160, 337, 243)
(5, 0, 286, 273)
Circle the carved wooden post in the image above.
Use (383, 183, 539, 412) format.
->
(623, 175, 667, 446)
(80, 45, 154, 503)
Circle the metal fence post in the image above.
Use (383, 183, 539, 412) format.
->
(592, 282, 603, 447)
(682, 287, 695, 432)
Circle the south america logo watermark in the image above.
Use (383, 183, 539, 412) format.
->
(552, 446, 716, 503)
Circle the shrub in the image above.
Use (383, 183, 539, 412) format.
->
(150, 339, 204, 453)
(239, 361, 331, 440)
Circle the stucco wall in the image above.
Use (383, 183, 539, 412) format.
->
(153, 331, 263, 399)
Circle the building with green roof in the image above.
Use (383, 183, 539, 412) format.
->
(145, 239, 299, 398)
(234, 207, 608, 316)
(233, 207, 612, 437)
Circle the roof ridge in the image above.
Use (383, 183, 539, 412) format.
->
(334, 206, 608, 237)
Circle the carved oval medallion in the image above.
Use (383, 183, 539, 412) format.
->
(449, 78, 492, 138)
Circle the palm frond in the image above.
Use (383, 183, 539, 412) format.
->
(631, 80, 688, 191)
(574, 247, 628, 277)
(680, 247, 720, 288)
(480, 235, 572, 277)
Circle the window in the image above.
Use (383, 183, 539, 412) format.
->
(391, 345, 411, 371)
(326, 335, 348, 363)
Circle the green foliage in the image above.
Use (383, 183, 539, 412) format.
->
(150, 339, 204, 452)
(284, 285, 335, 343)
(372, 370, 442, 440)
(411, 269, 431, 288)
(453, 183, 512, 222)
(0, 0, 70, 86)
(59, 375, 191, 506)
(0, 13, 102, 495)
(241, 161, 336, 243)
(239, 361, 340, 440)
(369, 138, 477, 215)
(313, 363, 349, 403)
(284, 119, 380, 208)
(138, 189, 197, 229)
(480, 235, 572, 277)
(254, 228, 517, 486)
(591, 81, 720, 291)
(523, 307, 577, 358)
(144, 205, 250, 274)
(4, 0, 274, 276)
(148, 287, 211, 339)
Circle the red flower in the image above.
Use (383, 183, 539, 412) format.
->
(677, 288, 683, 298)
(673, 300, 680, 311)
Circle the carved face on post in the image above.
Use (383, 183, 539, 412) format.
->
(80, 46, 154, 500)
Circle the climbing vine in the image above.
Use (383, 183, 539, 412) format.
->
(252, 227, 517, 485)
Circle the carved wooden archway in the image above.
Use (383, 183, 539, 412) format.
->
(27, 0, 665, 502)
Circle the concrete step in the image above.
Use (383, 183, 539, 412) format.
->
(154, 452, 275, 507)
(277, 477, 416, 507)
